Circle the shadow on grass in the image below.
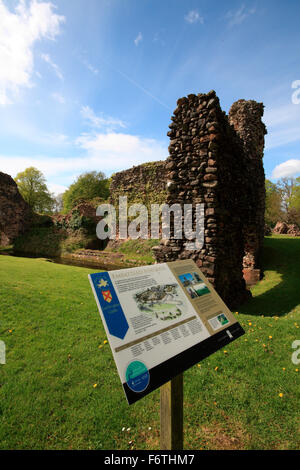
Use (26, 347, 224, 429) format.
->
(238, 236, 300, 317)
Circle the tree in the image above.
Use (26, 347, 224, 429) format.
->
(265, 179, 282, 226)
(15, 167, 54, 214)
(53, 193, 64, 214)
(277, 177, 300, 225)
(286, 176, 300, 225)
(62, 171, 110, 212)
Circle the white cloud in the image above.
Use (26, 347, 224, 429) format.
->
(265, 125, 300, 149)
(81, 105, 126, 131)
(264, 102, 300, 128)
(134, 32, 143, 46)
(51, 92, 65, 104)
(264, 102, 300, 149)
(41, 53, 63, 80)
(0, 152, 80, 179)
(0, 133, 168, 181)
(0, 0, 65, 105)
(75, 132, 167, 171)
(226, 5, 256, 27)
(47, 133, 69, 144)
(184, 10, 204, 24)
(47, 182, 68, 195)
(272, 159, 300, 179)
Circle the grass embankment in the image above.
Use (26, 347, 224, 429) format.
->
(13, 227, 158, 266)
(13, 226, 98, 257)
(0, 235, 299, 450)
(106, 238, 158, 265)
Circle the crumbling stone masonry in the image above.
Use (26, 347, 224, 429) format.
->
(152, 91, 266, 308)
(0, 172, 32, 246)
(228, 100, 267, 286)
(110, 161, 167, 210)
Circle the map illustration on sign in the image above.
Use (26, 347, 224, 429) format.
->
(89, 260, 244, 405)
(134, 284, 185, 321)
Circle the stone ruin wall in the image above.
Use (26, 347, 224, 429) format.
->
(0, 172, 32, 246)
(109, 162, 168, 241)
(154, 91, 266, 307)
(110, 91, 266, 308)
(110, 161, 167, 210)
(228, 100, 267, 286)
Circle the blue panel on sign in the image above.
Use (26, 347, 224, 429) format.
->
(90, 272, 129, 340)
(126, 361, 150, 393)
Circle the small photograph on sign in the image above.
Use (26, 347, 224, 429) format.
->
(208, 313, 230, 331)
(178, 272, 210, 299)
(134, 284, 185, 321)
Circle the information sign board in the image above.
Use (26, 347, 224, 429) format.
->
(89, 260, 244, 404)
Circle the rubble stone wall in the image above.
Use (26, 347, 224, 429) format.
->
(0, 172, 32, 246)
(110, 161, 167, 209)
(228, 100, 267, 280)
(153, 91, 266, 308)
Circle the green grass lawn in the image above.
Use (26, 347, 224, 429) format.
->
(0, 235, 299, 450)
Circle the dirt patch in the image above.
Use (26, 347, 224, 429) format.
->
(137, 429, 160, 450)
(187, 420, 250, 450)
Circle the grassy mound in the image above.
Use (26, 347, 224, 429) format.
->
(0, 235, 299, 450)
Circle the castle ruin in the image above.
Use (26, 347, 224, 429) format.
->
(111, 90, 267, 308)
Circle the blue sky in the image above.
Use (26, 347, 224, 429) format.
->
(1, 0, 300, 195)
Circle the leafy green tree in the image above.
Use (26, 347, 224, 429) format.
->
(286, 177, 300, 225)
(265, 179, 282, 226)
(288, 177, 300, 209)
(277, 177, 300, 225)
(62, 171, 110, 212)
(15, 167, 54, 214)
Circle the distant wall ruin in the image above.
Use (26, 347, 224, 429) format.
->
(228, 100, 267, 286)
(110, 161, 167, 209)
(110, 90, 267, 308)
(0, 172, 32, 246)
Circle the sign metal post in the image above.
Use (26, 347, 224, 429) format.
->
(160, 373, 183, 450)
